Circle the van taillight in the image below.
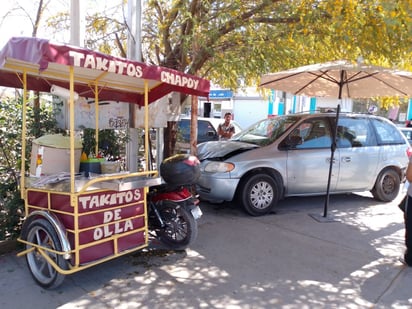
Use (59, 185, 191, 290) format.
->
(407, 147, 412, 158)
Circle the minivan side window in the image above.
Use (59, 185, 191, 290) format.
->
(371, 118, 407, 145)
(337, 117, 376, 148)
(293, 118, 332, 149)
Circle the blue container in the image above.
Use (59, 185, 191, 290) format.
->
(79, 160, 102, 177)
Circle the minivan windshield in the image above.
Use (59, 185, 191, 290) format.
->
(232, 115, 302, 146)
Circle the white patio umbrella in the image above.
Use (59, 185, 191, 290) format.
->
(260, 60, 412, 99)
(260, 60, 412, 219)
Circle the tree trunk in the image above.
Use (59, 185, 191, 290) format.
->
(164, 121, 177, 158)
(190, 95, 198, 156)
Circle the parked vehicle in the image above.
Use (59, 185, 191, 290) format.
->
(176, 116, 242, 153)
(147, 185, 200, 249)
(196, 113, 410, 216)
(400, 127, 412, 145)
(147, 154, 202, 250)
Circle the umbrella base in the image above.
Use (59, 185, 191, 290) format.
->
(309, 213, 340, 223)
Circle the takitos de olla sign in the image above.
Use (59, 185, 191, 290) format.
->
(78, 189, 144, 242)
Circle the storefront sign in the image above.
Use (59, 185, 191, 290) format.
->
(210, 89, 233, 99)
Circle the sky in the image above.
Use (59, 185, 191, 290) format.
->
(0, 0, 123, 48)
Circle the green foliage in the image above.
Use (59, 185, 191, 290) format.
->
(31, 0, 412, 96)
(0, 96, 24, 240)
(287, 0, 412, 68)
(98, 129, 129, 160)
(7, 1, 412, 88)
(46, 6, 128, 57)
(0, 187, 23, 241)
(138, 0, 412, 90)
(0, 93, 63, 240)
(82, 128, 129, 160)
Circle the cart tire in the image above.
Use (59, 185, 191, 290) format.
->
(25, 218, 67, 289)
(156, 201, 198, 250)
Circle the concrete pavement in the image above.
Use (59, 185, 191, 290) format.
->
(1, 191, 411, 308)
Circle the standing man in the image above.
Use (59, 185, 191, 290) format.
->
(218, 112, 235, 140)
(403, 155, 412, 266)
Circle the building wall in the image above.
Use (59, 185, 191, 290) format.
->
(233, 97, 268, 128)
(315, 97, 353, 112)
(198, 89, 354, 129)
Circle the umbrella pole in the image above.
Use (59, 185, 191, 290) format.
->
(323, 104, 340, 217)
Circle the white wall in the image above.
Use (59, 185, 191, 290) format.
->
(316, 97, 353, 112)
(233, 97, 268, 128)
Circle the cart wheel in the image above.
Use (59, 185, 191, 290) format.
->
(25, 218, 67, 289)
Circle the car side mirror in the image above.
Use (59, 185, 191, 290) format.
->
(207, 130, 216, 137)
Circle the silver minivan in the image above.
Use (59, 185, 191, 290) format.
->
(196, 113, 410, 216)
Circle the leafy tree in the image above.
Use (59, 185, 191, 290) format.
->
(3, 0, 51, 136)
(140, 1, 412, 86)
(0, 93, 63, 240)
(82, 128, 129, 160)
(142, 0, 412, 154)
(6, 0, 412, 93)
(286, 1, 412, 68)
(0, 96, 24, 240)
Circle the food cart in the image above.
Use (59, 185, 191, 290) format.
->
(0, 37, 210, 289)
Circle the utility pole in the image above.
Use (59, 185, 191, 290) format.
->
(70, 0, 84, 46)
(126, 0, 142, 172)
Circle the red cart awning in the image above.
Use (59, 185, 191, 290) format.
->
(0, 37, 210, 105)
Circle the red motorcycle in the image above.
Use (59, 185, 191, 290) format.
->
(147, 155, 202, 250)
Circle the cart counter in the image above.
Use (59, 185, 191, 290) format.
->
(23, 174, 161, 265)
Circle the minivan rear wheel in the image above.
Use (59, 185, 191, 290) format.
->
(239, 174, 279, 216)
(371, 168, 400, 202)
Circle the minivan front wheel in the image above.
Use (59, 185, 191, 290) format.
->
(239, 174, 279, 216)
(371, 168, 400, 202)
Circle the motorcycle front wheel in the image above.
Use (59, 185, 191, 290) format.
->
(155, 201, 198, 250)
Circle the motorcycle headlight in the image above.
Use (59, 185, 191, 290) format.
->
(204, 162, 235, 173)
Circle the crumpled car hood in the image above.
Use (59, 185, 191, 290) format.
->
(197, 141, 258, 161)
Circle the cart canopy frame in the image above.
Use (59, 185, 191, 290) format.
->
(0, 37, 210, 104)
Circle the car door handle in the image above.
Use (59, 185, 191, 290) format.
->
(326, 158, 337, 164)
(341, 157, 351, 163)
